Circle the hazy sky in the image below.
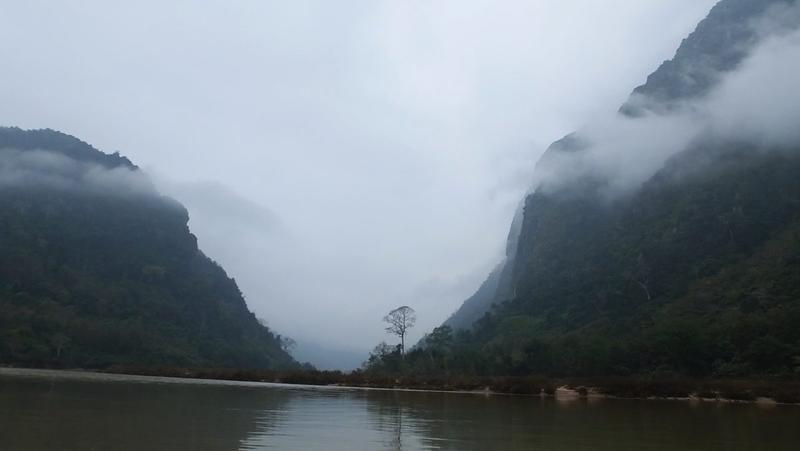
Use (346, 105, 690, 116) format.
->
(0, 1, 717, 353)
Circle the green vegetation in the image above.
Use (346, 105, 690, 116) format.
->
(418, 0, 800, 383)
(363, 145, 800, 381)
(0, 127, 297, 370)
(3, 0, 800, 390)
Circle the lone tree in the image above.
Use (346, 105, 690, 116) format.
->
(383, 306, 416, 355)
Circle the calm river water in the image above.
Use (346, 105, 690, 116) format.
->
(1, 368, 798, 450)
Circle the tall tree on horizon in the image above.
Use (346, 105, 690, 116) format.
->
(383, 306, 416, 355)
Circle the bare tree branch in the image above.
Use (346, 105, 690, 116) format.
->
(383, 306, 416, 355)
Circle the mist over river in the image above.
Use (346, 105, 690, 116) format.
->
(1, 368, 798, 450)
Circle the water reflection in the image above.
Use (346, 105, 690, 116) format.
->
(0, 370, 291, 451)
(1, 369, 799, 451)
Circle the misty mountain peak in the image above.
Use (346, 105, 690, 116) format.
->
(621, 0, 794, 116)
(0, 127, 136, 170)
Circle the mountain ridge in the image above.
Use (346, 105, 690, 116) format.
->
(0, 127, 297, 369)
(445, 0, 797, 332)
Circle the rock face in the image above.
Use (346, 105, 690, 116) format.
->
(622, 0, 791, 115)
(442, 0, 800, 377)
(0, 127, 297, 369)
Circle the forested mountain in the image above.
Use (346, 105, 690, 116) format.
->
(429, 0, 800, 378)
(0, 128, 297, 369)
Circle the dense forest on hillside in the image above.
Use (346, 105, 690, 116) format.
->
(368, 144, 800, 379)
(2, 0, 799, 385)
(444, 0, 795, 332)
(368, 0, 800, 380)
(0, 128, 297, 369)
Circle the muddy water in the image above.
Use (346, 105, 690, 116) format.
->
(1, 368, 798, 450)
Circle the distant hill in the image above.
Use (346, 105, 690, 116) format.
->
(0, 127, 297, 369)
(435, 0, 800, 378)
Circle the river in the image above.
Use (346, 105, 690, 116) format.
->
(1, 368, 798, 450)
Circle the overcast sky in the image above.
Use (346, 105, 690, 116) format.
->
(0, 1, 717, 353)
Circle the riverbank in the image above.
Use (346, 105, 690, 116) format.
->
(96, 366, 800, 405)
(4, 364, 798, 404)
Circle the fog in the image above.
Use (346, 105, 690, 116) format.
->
(0, 148, 156, 196)
(708, 23, 800, 146)
(0, 1, 717, 358)
(534, 6, 800, 198)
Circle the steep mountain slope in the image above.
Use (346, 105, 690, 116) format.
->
(0, 128, 296, 369)
(440, 0, 800, 378)
(446, 0, 795, 332)
(621, 0, 790, 115)
(486, 143, 800, 377)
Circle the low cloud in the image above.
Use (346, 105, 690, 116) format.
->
(707, 28, 800, 147)
(0, 148, 157, 197)
(532, 7, 800, 198)
(0, 1, 719, 353)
